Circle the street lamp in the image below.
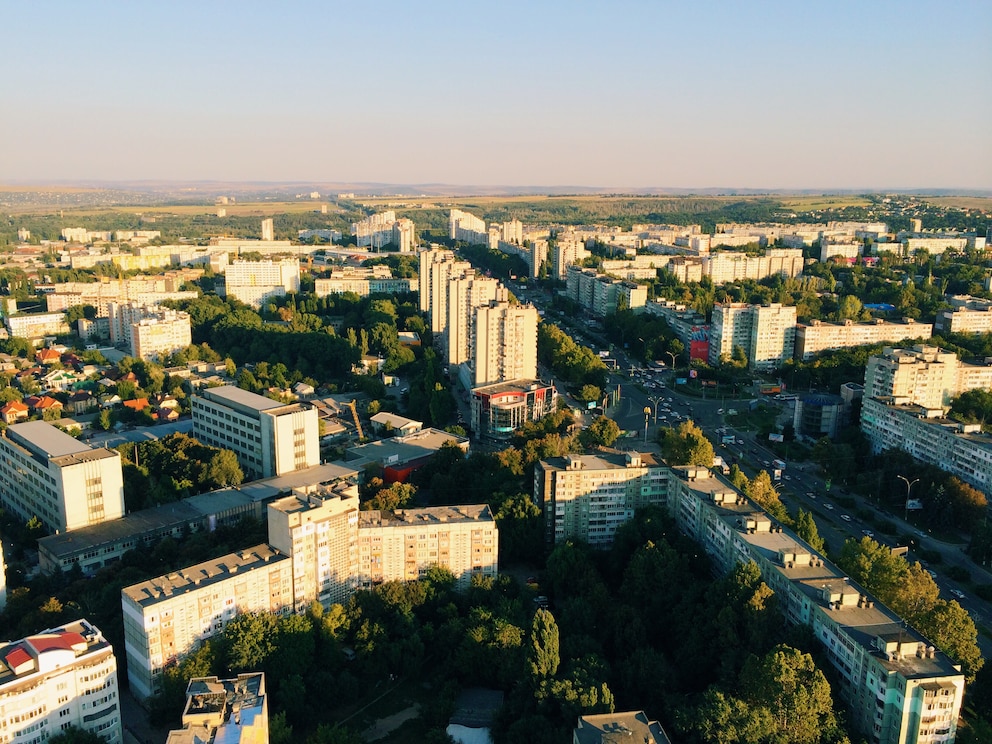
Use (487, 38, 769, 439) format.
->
(647, 395, 664, 425)
(897, 475, 920, 523)
(665, 350, 677, 371)
(643, 406, 651, 443)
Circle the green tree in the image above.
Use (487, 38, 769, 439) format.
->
(48, 727, 106, 744)
(203, 449, 244, 489)
(745, 471, 789, 524)
(224, 612, 279, 672)
(527, 608, 560, 681)
(579, 415, 621, 448)
(660, 420, 715, 466)
(690, 689, 775, 744)
(794, 509, 825, 554)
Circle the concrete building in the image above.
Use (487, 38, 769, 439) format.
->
(0, 421, 125, 533)
(122, 545, 293, 701)
(108, 302, 192, 361)
(356, 504, 498, 589)
(352, 212, 416, 252)
(564, 266, 648, 317)
(345, 428, 470, 483)
(643, 299, 710, 362)
(224, 259, 301, 308)
(166, 673, 268, 744)
(535, 452, 668, 547)
(314, 267, 412, 298)
(794, 392, 846, 440)
(470, 379, 557, 439)
(445, 273, 507, 367)
(551, 234, 591, 279)
(795, 319, 933, 361)
(0, 619, 122, 743)
(4, 311, 69, 340)
(266, 481, 360, 611)
(418, 248, 472, 333)
(574, 711, 671, 744)
(472, 301, 539, 387)
(934, 295, 992, 335)
(749, 304, 797, 371)
(863, 346, 992, 409)
(666, 466, 965, 744)
(191, 386, 319, 480)
(449, 209, 488, 245)
(861, 397, 992, 493)
(820, 240, 863, 263)
(261, 218, 274, 242)
(665, 248, 804, 285)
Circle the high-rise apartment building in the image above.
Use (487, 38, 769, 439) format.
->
(352, 212, 416, 252)
(445, 274, 507, 366)
(472, 301, 539, 386)
(0, 421, 125, 533)
(356, 505, 498, 588)
(863, 346, 992, 409)
(108, 301, 192, 361)
(708, 303, 753, 365)
(502, 219, 523, 245)
(0, 619, 123, 743)
(535, 452, 667, 547)
(934, 295, 992, 335)
(224, 259, 300, 308)
(666, 465, 964, 744)
(449, 209, 488, 245)
(266, 483, 360, 611)
(167, 674, 268, 744)
(191, 386, 319, 479)
(418, 248, 472, 333)
(260, 218, 274, 242)
(122, 545, 293, 700)
(708, 303, 795, 370)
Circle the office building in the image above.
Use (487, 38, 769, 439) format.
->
(356, 504, 498, 589)
(446, 274, 507, 366)
(224, 259, 300, 308)
(793, 392, 846, 440)
(795, 319, 933, 361)
(191, 386, 319, 479)
(0, 421, 125, 533)
(267, 482, 360, 611)
(0, 619, 122, 743)
(666, 466, 964, 744)
(449, 209, 488, 245)
(122, 545, 293, 701)
(863, 346, 992, 409)
(166, 673, 268, 744)
(861, 397, 992, 493)
(108, 301, 192, 361)
(472, 301, 539, 387)
(260, 218, 274, 242)
(535, 452, 668, 547)
(470, 379, 557, 439)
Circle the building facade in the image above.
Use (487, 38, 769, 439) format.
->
(666, 466, 964, 744)
(4, 311, 69, 340)
(108, 302, 192, 361)
(934, 295, 992, 335)
(224, 259, 301, 308)
(0, 421, 125, 533)
(0, 619, 122, 744)
(167, 673, 267, 744)
(470, 380, 557, 439)
(795, 319, 933, 361)
(862, 346, 992, 409)
(449, 209, 488, 245)
(472, 302, 539, 387)
(535, 452, 668, 547)
(191, 386, 319, 479)
(445, 274, 507, 367)
(749, 303, 797, 371)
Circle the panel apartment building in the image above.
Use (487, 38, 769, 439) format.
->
(418, 247, 472, 332)
(472, 301, 539, 387)
(795, 318, 933, 361)
(861, 397, 992, 493)
(123, 497, 498, 700)
(446, 273, 507, 367)
(863, 346, 992, 409)
(0, 619, 123, 743)
(224, 259, 301, 308)
(934, 295, 992, 335)
(709, 302, 796, 371)
(108, 301, 192, 361)
(666, 466, 964, 744)
(535, 452, 668, 547)
(191, 386, 319, 480)
(0, 421, 125, 533)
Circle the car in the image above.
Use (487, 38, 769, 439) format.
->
(717, 408, 724, 414)
(840, 514, 852, 522)
(805, 491, 816, 499)
(824, 503, 834, 510)
(862, 529, 874, 538)
(951, 589, 966, 600)
(783, 475, 792, 481)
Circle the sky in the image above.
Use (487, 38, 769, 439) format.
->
(2, 0, 990, 191)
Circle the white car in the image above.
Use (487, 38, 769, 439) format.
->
(840, 514, 852, 522)
(824, 503, 834, 510)
(951, 589, 966, 600)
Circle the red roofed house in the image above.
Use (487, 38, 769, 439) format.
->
(35, 348, 62, 365)
(122, 398, 150, 412)
(29, 395, 64, 415)
(0, 400, 29, 424)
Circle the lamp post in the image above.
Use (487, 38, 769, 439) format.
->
(643, 406, 651, 443)
(897, 475, 920, 523)
(665, 350, 677, 372)
(647, 395, 664, 425)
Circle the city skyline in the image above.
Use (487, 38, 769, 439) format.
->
(3, 1, 990, 191)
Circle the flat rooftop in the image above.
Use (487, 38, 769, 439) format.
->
(346, 428, 468, 467)
(198, 385, 290, 414)
(359, 504, 494, 528)
(6, 420, 94, 458)
(540, 451, 662, 472)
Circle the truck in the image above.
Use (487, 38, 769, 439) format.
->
(772, 459, 786, 471)
(712, 455, 730, 475)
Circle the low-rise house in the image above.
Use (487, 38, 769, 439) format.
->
(68, 390, 98, 415)
(35, 348, 62, 365)
(122, 398, 150, 412)
(0, 400, 29, 424)
(29, 395, 64, 417)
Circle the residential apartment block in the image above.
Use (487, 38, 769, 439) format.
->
(356, 504, 498, 588)
(863, 346, 992, 409)
(472, 301, 539, 387)
(934, 295, 992, 335)
(314, 266, 412, 298)
(564, 266, 648, 316)
(795, 318, 933, 361)
(266, 482, 360, 611)
(643, 299, 710, 362)
(418, 247, 472, 332)
(351, 211, 416, 252)
(167, 673, 268, 744)
(665, 248, 804, 285)
(0, 421, 125, 533)
(191, 386, 319, 480)
(0, 619, 122, 743)
(535, 452, 668, 547)
(108, 301, 192, 361)
(4, 311, 69, 340)
(666, 466, 964, 744)
(224, 259, 300, 308)
(446, 273, 507, 367)
(449, 209, 488, 245)
(122, 545, 293, 700)
(709, 302, 796, 370)
(861, 397, 992, 493)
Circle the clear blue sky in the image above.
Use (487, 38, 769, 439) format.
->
(3, 0, 990, 190)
